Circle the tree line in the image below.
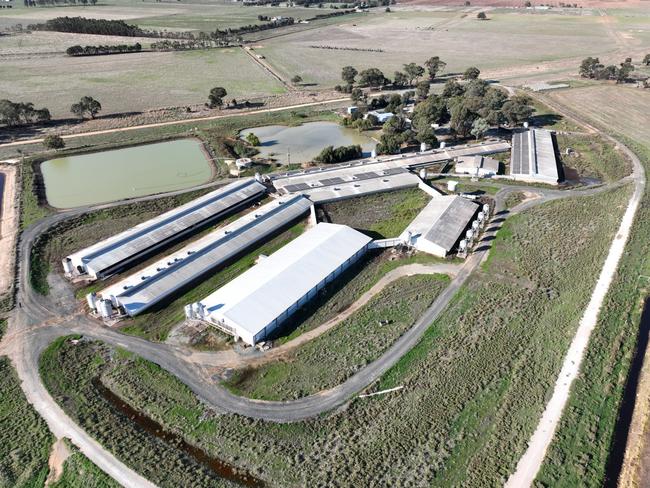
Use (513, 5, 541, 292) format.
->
(0, 100, 50, 127)
(66, 43, 142, 57)
(337, 57, 532, 155)
(23, 0, 97, 7)
(29, 17, 146, 37)
(315, 144, 362, 164)
(579, 56, 637, 83)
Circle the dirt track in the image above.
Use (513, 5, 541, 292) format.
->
(183, 262, 461, 370)
(0, 164, 18, 296)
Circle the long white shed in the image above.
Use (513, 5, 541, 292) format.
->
(64, 178, 266, 279)
(188, 223, 372, 345)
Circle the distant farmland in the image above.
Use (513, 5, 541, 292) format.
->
(0, 43, 286, 117)
(548, 85, 650, 147)
(256, 9, 618, 86)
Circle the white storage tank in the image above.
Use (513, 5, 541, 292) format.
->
(440, 141, 446, 149)
(447, 180, 459, 192)
(62, 258, 73, 274)
(472, 220, 480, 231)
(185, 304, 195, 320)
(420, 142, 428, 152)
(466, 229, 474, 240)
(419, 168, 427, 179)
(478, 211, 485, 222)
(192, 302, 204, 319)
(86, 292, 97, 311)
(371, 148, 377, 159)
(98, 299, 112, 318)
(483, 203, 490, 214)
(459, 239, 467, 251)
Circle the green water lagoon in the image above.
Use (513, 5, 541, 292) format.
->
(239, 121, 377, 165)
(41, 138, 213, 208)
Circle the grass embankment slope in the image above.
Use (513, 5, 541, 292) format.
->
(0, 357, 52, 487)
(225, 274, 450, 400)
(536, 85, 650, 486)
(40, 338, 239, 488)
(42, 183, 629, 486)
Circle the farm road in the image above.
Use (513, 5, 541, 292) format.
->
(183, 261, 462, 370)
(505, 94, 646, 487)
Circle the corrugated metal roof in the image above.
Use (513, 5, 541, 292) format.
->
(99, 195, 311, 316)
(401, 196, 477, 253)
(67, 178, 265, 276)
(197, 223, 372, 337)
(510, 129, 559, 183)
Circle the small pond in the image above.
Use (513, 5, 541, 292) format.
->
(239, 121, 377, 165)
(41, 138, 213, 208)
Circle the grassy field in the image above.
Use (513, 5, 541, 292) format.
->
(0, 46, 285, 118)
(534, 86, 650, 485)
(256, 8, 616, 86)
(0, 357, 53, 488)
(557, 132, 632, 183)
(41, 183, 630, 486)
(0, 102, 342, 160)
(226, 273, 450, 400)
(319, 188, 431, 239)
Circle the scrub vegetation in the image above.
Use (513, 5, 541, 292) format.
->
(41, 184, 629, 486)
(557, 132, 632, 183)
(319, 188, 431, 239)
(40, 337, 239, 488)
(49, 442, 120, 488)
(226, 274, 450, 400)
(0, 357, 52, 488)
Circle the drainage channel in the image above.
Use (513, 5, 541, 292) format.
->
(604, 296, 650, 487)
(93, 378, 265, 488)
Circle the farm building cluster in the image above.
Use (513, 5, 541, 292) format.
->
(64, 131, 561, 345)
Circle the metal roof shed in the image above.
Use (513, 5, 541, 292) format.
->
(64, 178, 266, 279)
(190, 223, 372, 345)
(97, 195, 312, 317)
(400, 196, 478, 256)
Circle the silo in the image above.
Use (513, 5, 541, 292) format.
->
(98, 300, 112, 318)
(185, 304, 195, 320)
(62, 258, 73, 274)
(86, 292, 97, 311)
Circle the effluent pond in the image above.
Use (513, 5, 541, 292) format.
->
(239, 121, 377, 165)
(41, 138, 213, 208)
